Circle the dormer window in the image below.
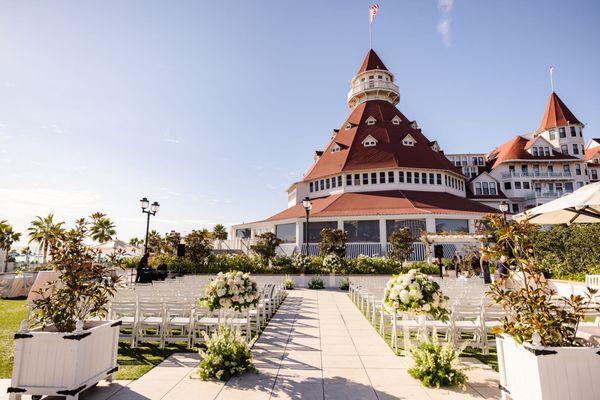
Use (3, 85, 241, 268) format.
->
(331, 143, 342, 153)
(362, 134, 378, 147)
(411, 121, 419, 129)
(365, 116, 377, 125)
(391, 115, 402, 125)
(402, 134, 416, 147)
(345, 122, 353, 130)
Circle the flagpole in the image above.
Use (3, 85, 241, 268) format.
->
(369, 22, 372, 49)
(550, 66, 555, 92)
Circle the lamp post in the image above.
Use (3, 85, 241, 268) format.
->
(140, 197, 160, 255)
(499, 201, 509, 220)
(302, 197, 312, 256)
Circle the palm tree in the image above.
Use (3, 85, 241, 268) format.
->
(28, 214, 65, 264)
(0, 222, 21, 271)
(129, 237, 142, 246)
(89, 212, 116, 243)
(212, 224, 228, 249)
(147, 230, 163, 254)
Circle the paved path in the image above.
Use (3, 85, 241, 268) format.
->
(2, 289, 499, 400)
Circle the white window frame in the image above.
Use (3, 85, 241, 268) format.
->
(392, 115, 401, 125)
(365, 116, 377, 125)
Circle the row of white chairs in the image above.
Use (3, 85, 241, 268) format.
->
(107, 282, 286, 349)
(349, 278, 504, 354)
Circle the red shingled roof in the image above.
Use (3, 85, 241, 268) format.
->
(303, 100, 461, 181)
(265, 190, 498, 222)
(488, 135, 578, 169)
(539, 92, 582, 130)
(586, 146, 600, 161)
(357, 49, 388, 74)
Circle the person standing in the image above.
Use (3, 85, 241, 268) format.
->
(480, 252, 492, 284)
(433, 257, 443, 279)
(495, 255, 510, 286)
(452, 252, 462, 278)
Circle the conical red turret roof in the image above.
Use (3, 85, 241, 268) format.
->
(357, 49, 388, 74)
(539, 92, 582, 130)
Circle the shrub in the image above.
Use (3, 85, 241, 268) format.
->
(291, 253, 311, 273)
(282, 276, 295, 290)
(307, 276, 324, 289)
(199, 327, 256, 381)
(272, 255, 293, 272)
(339, 277, 350, 291)
(322, 254, 343, 273)
(319, 228, 347, 258)
(348, 255, 401, 274)
(409, 261, 440, 275)
(388, 228, 415, 266)
(185, 229, 213, 263)
(408, 340, 467, 388)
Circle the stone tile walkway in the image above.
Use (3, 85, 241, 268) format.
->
(1, 289, 500, 400)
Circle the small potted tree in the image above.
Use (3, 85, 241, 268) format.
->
(484, 215, 600, 400)
(9, 217, 122, 400)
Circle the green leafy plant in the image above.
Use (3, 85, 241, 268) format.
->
(292, 253, 311, 273)
(319, 228, 347, 258)
(388, 228, 415, 267)
(282, 276, 295, 290)
(484, 214, 600, 346)
(184, 229, 213, 263)
(0, 220, 21, 271)
(307, 276, 324, 289)
(198, 327, 256, 381)
(339, 277, 350, 291)
(28, 213, 65, 264)
(250, 232, 282, 264)
(347, 255, 401, 274)
(407, 261, 440, 275)
(31, 217, 122, 332)
(408, 340, 468, 388)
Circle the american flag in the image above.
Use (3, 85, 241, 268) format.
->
(369, 4, 379, 24)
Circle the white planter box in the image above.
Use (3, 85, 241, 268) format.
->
(496, 334, 600, 400)
(9, 320, 120, 400)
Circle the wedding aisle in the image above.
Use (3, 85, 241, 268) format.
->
(9, 289, 498, 400)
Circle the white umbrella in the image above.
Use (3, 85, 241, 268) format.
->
(515, 181, 600, 224)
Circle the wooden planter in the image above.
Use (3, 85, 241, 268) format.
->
(496, 334, 600, 400)
(8, 320, 120, 400)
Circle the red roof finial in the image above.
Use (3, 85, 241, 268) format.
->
(357, 49, 388, 74)
(539, 92, 582, 130)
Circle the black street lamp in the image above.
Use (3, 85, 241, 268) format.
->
(499, 201, 509, 220)
(302, 197, 312, 255)
(140, 197, 160, 254)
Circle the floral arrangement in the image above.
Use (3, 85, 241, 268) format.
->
(408, 339, 467, 388)
(292, 253, 311, 272)
(282, 275, 295, 290)
(323, 253, 343, 273)
(308, 275, 324, 289)
(204, 271, 260, 311)
(199, 327, 256, 381)
(383, 269, 449, 320)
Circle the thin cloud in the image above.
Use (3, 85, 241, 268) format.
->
(437, 0, 454, 47)
(162, 138, 180, 144)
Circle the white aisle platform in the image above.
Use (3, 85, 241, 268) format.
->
(1, 289, 499, 400)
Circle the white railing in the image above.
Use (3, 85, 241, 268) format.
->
(347, 80, 399, 99)
(585, 275, 600, 289)
(502, 171, 572, 179)
(524, 191, 564, 201)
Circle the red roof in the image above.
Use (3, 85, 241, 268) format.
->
(357, 49, 388, 74)
(488, 135, 578, 169)
(303, 100, 461, 181)
(265, 190, 498, 222)
(539, 92, 582, 130)
(586, 146, 600, 161)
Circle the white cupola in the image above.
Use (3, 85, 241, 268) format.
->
(347, 49, 400, 109)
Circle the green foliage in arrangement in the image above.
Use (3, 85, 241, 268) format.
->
(484, 214, 600, 347)
(408, 340, 468, 388)
(408, 261, 441, 275)
(31, 217, 122, 332)
(198, 327, 256, 381)
(307, 276, 324, 289)
(322, 253, 344, 273)
(319, 228, 347, 258)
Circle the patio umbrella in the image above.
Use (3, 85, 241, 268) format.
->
(515, 181, 600, 224)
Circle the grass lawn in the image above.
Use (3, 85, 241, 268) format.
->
(0, 298, 193, 380)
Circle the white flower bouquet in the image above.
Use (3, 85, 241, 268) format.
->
(383, 269, 449, 320)
(199, 326, 256, 381)
(204, 271, 260, 311)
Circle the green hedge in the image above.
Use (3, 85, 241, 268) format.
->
(127, 253, 440, 276)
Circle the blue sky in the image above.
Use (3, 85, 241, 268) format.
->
(1, 0, 599, 245)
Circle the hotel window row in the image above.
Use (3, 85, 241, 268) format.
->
(309, 170, 464, 192)
(550, 126, 582, 139)
(474, 181, 498, 196)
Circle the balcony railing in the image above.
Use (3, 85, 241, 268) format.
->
(347, 80, 400, 99)
(524, 191, 566, 200)
(501, 171, 572, 179)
